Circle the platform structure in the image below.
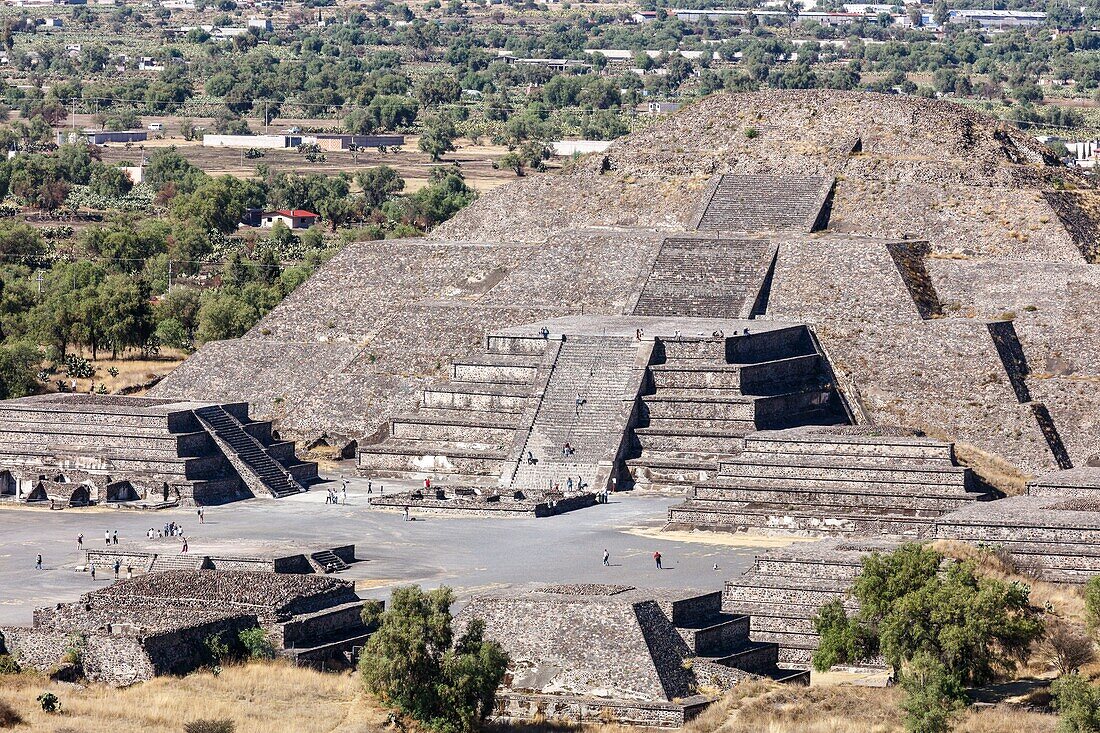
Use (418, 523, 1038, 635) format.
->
(668, 427, 991, 537)
(0, 570, 371, 685)
(934, 477, 1100, 584)
(457, 583, 807, 727)
(358, 316, 850, 516)
(0, 394, 318, 506)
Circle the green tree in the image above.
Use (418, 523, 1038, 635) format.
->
(196, 290, 257, 343)
(0, 222, 47, 261)
(171, 176, 249, 234)
(1053, 673, 1100, 733)
(0, 341, 41, 399)
(360, 585, 507, 733)
(932, 0, 949, 25)
(899, 652, 965, 733)
(1084, 576, 1100, 632)
(418, 115, 457, 162)
(356, 166, 405, 210)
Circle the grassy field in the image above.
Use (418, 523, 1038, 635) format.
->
(0, 663, 1063, 733)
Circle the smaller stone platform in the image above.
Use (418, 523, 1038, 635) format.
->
(0, 394, 319, 506)
(457, 583, 807, 727)
(83, 544, 356, 576)
(0, 569, 371, 685)
(669, 427, 988, 537)
(934, 493, 1100, 583)
(367, 487, 597, 518)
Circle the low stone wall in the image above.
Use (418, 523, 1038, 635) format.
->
(493, 691, 708, 728)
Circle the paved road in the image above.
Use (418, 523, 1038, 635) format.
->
(0, 474, 763, 624)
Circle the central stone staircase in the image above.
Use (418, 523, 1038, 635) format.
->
(194, 405, 309, 498)
(627, 326, 848, 492)
(506, 335, 646, 494)
(693, 174, 834, 233)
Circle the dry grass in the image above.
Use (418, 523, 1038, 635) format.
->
(0, 662, 388, 733)
(47, 350, 188, 396)
(0, 661, 1064, 733)
(951, 442, 1033, 496)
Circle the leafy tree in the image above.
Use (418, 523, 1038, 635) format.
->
(1084, 576, 1100, 632)
(171, 176, 249, 234)
(410, 166, 476, 228)
(360, 585, 507, 733)
(1053, 673, 1100, 733)
(356, 166, 405, 209)
(196, 290, 258, 343)
(932, 0, 949, 25)
(0, 341, 41, 399)
(899, 652, 965, 733)
(144, 147, 206, 195)
(0, 222, 46, 261)
(239, 627, 275, 660)
(418, 115, 458, 162)
(814, 544, 1042, 685)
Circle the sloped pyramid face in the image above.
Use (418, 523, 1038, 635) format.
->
(152, 89, 1100, 478)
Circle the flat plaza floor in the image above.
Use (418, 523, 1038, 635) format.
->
(0, 469, 795, 624)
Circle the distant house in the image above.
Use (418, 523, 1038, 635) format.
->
(56, 129, 148, 146)
(261, 209, 320, 229)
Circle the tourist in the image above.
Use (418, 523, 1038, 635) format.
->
(713, 563, 719, 571)
(181, 538, 189, 553)
(403, 506, 410, 521)
(653, 551, 662, 570)
(35, 553, 42, 570)
(635, 328, 642, 341)
(113, 560, 121, 580)
(367, 479, 372, 494)
(104, 530, 110, 546)
(112, 530, 118, 545)
(602, 549, 610, 567)
(539, 326, 550, 339)
(76, 533, 83, 550)
(89, 565, 96, 581)
(342, 484, 347, 504)
(567, 477, 574, 492)
(197, 506, 205, 524)
(424, 477, 431, 491)
(127, 565, 133, 580)
(527, 451, 535, 465)
(673, 329, 681, 342)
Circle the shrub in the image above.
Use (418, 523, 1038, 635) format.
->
(36, 692, 60, 713)
(0, 654, 19, 675)
(360, 586, 508, 733)
(899, 652, 964, 733)
(744, 127, 759, 138)
(183, 720, 236, 733)
(1084, 576, 1100, 632)
(0, 700, 23, 728)
(238, 627, 275, 660)
(1039, 619, 1096, 676)
(1052, 673, 1100, 732)
(361, 599, 384, 628)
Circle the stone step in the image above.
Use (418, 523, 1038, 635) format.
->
(690, 488, 978, 512)
(422, 383, 530, 413)
(310, 549, 349, 573)
(669, 500, 935, 537)
(485, 334, 553, 356)
(390, 409, 517, 445)
(744, 433, 956, 462)
(635, 427, 751, 454)
(712, 640, 780, 674)
(717, 457, 971, 486)
(452, 354, 541, 384)
(358, 440, 508, 476)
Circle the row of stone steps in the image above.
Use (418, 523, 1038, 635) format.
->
(722, 538, 898, 669)
(628, 327, 849, 492)
(357, 340, 548, 486)
(666, 429, 988, 536)
(195, 406, 305, 498)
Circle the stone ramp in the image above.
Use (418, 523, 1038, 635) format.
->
(632, 237, 777, 319)
(509, 335, 646, 493)
(692, 174, 834, 233)
(668, 428, 988, 536)
(195, 405, 307, 498)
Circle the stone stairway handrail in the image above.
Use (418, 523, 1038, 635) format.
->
(195, 406, 306, 497)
